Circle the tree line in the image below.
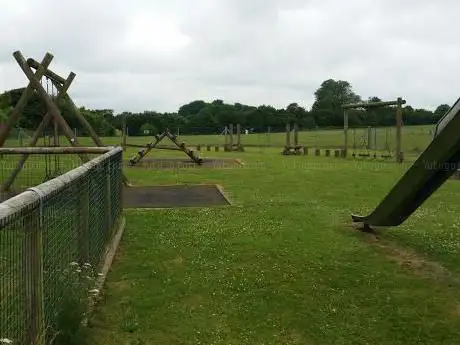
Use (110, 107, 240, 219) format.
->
(0, 79, 451, 137)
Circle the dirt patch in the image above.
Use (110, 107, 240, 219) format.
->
(124, 157, 244, 169)
(362, 233, 458, 284)
(123, 184, 231, 209)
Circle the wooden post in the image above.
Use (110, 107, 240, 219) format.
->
(236, 124, 241, 148)
(286, 123, 291, 148)
(343, 109, 349, 157)
(24, 212, 45, 345)
(224, 126, 229, 149)
(229, 124, 234, 148)
(396, 97, 403, 163)
(0, 52, 54, 147)
(293, 123, 299, 147)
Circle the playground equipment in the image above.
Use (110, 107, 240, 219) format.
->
(224, 124, 244, 152)
(0, 50, 131, 193)
(342, 98, 406, 163)
(352, 97, 460, 231)
(282, 123, 305, 155)
(125, 129, 202, 166)
(351, 127, 392, 159)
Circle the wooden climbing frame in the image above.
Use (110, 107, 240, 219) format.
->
(342, 98, 406, 163)
(0, 50, 131, 192)
(126, 129, 203, 166)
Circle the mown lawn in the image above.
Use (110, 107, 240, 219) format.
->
(87, 148, 460, 345)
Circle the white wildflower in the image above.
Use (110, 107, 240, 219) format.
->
(76, 269, 82, 273)
(69, 262, 79, 267)
(97, 273, 104, 277)
(89, 289, 99, 294)
(83, 263, 92, 268)
(0, 339, 12, 344)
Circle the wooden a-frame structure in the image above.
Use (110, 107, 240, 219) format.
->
(0, 50, 130, 192)
(127, 129, 203, 166)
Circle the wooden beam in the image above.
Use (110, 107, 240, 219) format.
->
(0, 52, 54, 147)
(342, 99, 406, 109)
(0, 147, 115, 154)
(27, 57, 65, 85)
(293, 123, 299, 147)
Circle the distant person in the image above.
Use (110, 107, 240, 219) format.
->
(245, 129, 249, 135)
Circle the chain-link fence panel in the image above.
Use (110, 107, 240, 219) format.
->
(0, 147, 123, 344)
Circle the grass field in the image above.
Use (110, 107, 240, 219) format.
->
(3, 124, 457, 344)
(80, 141, 460, 345)
(5, 124, 435, 153)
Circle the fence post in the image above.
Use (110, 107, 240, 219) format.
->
(24, 211, 45, 345)
(78, 178, 90, 265)
(105, 163, 112, 236)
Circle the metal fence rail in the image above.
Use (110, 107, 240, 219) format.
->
(0, 147, 123, 345)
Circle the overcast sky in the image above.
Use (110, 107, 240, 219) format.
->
(0, 0, 458, 114)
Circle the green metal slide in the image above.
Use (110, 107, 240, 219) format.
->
(352, 97, 460, 230)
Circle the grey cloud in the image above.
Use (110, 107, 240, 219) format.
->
(0, 0, 459, 113)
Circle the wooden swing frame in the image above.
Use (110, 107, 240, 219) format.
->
(0, 50, 130, 192)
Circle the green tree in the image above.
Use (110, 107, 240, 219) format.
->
(434, 104, 450, 120)
(311, 79, 361, 127)
(140, 123, 157, 135)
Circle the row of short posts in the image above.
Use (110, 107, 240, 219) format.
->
(196, 144, 220, 152)
(284, 147, 346, 157)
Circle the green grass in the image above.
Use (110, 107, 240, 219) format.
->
(85, 147, 460, 345)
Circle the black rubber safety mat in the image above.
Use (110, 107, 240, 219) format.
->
(123, 184, 231, 209)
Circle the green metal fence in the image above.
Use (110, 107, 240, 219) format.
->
(0, 147, 123, 344)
